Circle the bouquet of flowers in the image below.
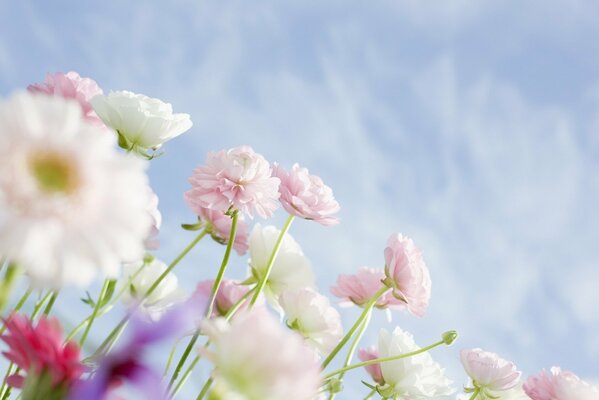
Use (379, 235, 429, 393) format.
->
(0, 72, 596, 400)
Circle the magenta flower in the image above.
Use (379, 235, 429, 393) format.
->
(272, 163, 340, 225)
(460, 348, 521, 396)
(28, 71, 104, 125)
(523, 367, 599, 400)
(1, 314, 84, 392)
(382, 233, 431, 317)
(185, 146, 280, 218)
(330, 267, 406, 310)
(183, 204, 249, 255)
(358, 346, 384, 385)
(195, 279, 253, 317)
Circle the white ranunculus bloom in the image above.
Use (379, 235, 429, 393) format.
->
(378, 327, 454, 399)
(121, 259, 185, 320)
(205, 310, 321, 400)
(248, 224, 315, 301)
(0, 92, 152, 288)
(279, 287, 343, 354)
(90, 90, 192, 153)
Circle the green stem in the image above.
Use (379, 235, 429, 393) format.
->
(0, 264, 19, 313)
(0, 288, 32, 334)
(196, 377, 213, 400)
(321, 286, 389, 369)
(323, 339, 446, 381)
(79, 279, 110, 347)
(469, 388, 481, 400)
(163, 337, 182, 378)
(146, 230, 208, 300)
(206, 211, 239, 317)
(364, 389, 376, 400)
(328, 308, 373, 400)
(42, 291, 58, 316)
(249, 214, 294, 306)
(93, 318, 128, 357)
(170, 355, 200, 398)
(31, 291, 54, 319)
(0, 363, 14, 400)
(168, 333, 199, 389)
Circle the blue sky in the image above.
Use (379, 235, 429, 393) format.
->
(1, 0, 598, 397)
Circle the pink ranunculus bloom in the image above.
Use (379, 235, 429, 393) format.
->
(272, 163, 340, 225)
(358, 346, 384, 385)
(28, 71, 104, 125)
(382, 233, 432, 317)
(195, 279, 253, 317)
(460, 348, 521, 394)
(185, 146, 280, 219)
(0, 314, 85, 390)
(330, 267, 406, 310)
(183, 203, 249, 255)
(523, 367, 599, 400)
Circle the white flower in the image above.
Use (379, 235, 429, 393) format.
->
(279, 287, 343, 354)
(456, 385, 529, 400)
(0, 92, 152, 288)
(205, 310, 321, 400)
(248, 224, 315, 301)
(121, 259, 185, 320)
(378, 327, 454, 399)
(90, 90, 192, 153)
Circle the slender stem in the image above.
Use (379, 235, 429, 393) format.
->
(146, 230, 208, 300)
(168, 333, 199, 389)
(170, 355, 200, 398)
(163, 337, 182, 378)
(321, 286, 389, 369)
(328, 309, 373, 400)
(196, 377, 213, 400)
(0, 363, 13, 400)
(0, 264, 19, 313)
(322, 339, 446, 381)
(0, 288, 32, 334)
(364, 389, 376, 400)
(469, 388, 481, 400)
(79, 279, 110, 347)
(93, 318, 128, 357)
(249, 214, 294, 306)
(206, 212, 238, 317)
(31, 291, 54, 319)
(42, 291, 58, 316)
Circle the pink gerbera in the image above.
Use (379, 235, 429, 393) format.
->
(28, 71, 104, 125)
(1, 314, 85, 391)
(185, 146, 280, 219)
(272, 163, 340, 225)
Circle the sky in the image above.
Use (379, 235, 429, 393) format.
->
(1, 0, 598, 398)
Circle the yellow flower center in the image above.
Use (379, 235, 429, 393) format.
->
(29, 151, 80, 194)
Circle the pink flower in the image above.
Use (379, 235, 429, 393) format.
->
(183, 204, 249, 255)
(1, 314, 84, 390)
(28, 71, 104, 125)
(460, 348, 521, 394)
(330, 267, 406, 310)
(523, 367, 599, 400)
(272, 163, 340, 225)
(195, 279, 252, 317)
(358, 346, 384, 385)
(185, 146, 280, 219)
(382, 233, 431, 317)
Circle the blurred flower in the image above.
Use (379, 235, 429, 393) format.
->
(331, 267, 405, 310)
(90, 90, 192, 153)
(456, 385, 529, 400)
(272, 163, 340, 225)
(0, 92, 151, 288)
(460, 348, 521, 398)
(28, 71, 104, 125)
(144, 189, 162, 250)
(186, 146, 280, 219)
(121, 259, 185, 320)
(205, 309, 321, 400)
(183, 205, 249, 255)
(70, 295, 206, 400)
(1, 314, 84, 395)
(248, 224, 315, 302)
(195, 279, 253, 317)
(279, 287, 343, 354)
(358, 346, 384, 385)
(383, 234, 431, 317)
(377, 327, 454, 399)
(523, 367, 599, 400)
